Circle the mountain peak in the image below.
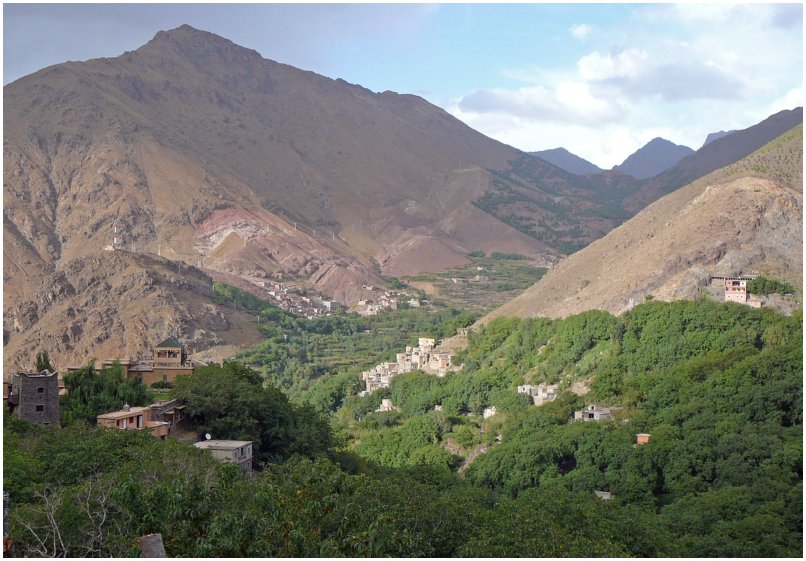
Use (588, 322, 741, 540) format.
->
(139, 24, 264, 67)
(614, 137, 694, 179)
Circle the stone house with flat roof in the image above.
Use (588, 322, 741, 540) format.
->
(194, 440, 253, 476)
(97, 404, 170, 438)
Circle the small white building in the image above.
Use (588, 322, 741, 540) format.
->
(376, 398, 400, 413)
(574, 405, 613, 422)
(194, 440, 253, 476)
(483, 406, 497, 419)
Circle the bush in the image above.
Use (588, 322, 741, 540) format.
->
(747, 275, 795, 295)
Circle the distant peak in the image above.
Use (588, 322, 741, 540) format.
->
(142, 24, 263, 64)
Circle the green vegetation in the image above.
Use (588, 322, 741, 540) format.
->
(329, 300, 801, 556)
(60, 361, 152, 426)
(35, 350, 53, 372)
(238, 305, 476, 398)
(212, 281, 273, 311)
(4, 416, 667, 557)
(748, 275, 796, 295)
(5, 299, 801, 557)
(173, 362, 332, 464)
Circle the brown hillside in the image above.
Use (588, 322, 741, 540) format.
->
(3, 251, 262, 373)
(486, 125, 803, 321)
(4, 25, 654, 371)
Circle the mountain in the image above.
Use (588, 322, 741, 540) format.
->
(3, 25, 637, 370)
(702, 129, 735, 147)
(613, 138, 694, 179)
(624, 107, 803, 213)
(529, 148, 603, 175)
(486, 124, 803, 321)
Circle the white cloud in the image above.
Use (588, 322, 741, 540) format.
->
(447, 4, 801, 168)
(570, 23, 594, 40)
(457, 80, 625, 126)
(577, 48, 647, 81)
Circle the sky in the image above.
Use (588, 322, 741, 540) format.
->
(3, 2, 803, 168)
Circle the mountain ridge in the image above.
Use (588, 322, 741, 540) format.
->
(529, 147, 603, 175)
(485, 124, 803, 322)
(2, 25, 622, 370)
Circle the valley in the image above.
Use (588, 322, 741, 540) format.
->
(3, 18, 803, 560)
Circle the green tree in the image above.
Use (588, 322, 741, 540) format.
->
(173, 362, 332, 464)
(35, 350, 54, 372)
(60, 361, 151, 426)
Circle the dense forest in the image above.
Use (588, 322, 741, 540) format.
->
(4, 298, 802, 556)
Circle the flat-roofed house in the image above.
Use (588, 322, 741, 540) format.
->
(574, 404, 613, 422)
(97, 404, 170, 438)
(194, 440, 253, 476)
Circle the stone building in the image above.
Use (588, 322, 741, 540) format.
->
(6, 371, 60, 425)
(194, 440, 253, 476)
(517, 383, 559, 406)
(574, 404, 613, 421)
(376, 399, 400, 413)
(66, 338, 195, 387)
(97, 404, 170, 438)
(148, 399, 187, 435)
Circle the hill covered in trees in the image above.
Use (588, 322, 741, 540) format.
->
(5, 298, 801, 557)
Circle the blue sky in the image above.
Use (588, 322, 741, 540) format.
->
(3, 3, 803, 168)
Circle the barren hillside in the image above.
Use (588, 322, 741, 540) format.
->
(4, 25, 629, 371)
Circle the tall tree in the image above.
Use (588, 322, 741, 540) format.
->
(34, 350, 53, 372)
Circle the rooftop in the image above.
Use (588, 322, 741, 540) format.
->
(97, 406, 150, 420)
(155, 337, 183, 349)
(194, 440, 253, 451)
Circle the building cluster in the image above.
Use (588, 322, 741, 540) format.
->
(359, 337, 454, 395)
(261, 281, 339, 318)
(355, 287, 416, 316)
(4, 339, 256, 478)
(517, 383, 559, 406)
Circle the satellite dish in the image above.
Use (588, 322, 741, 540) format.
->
(205, 433, 212, 440)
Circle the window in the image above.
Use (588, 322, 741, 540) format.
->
(37, 387, 45, 393)
(35, 405, 44, 412)
(163, 373, 168, 381)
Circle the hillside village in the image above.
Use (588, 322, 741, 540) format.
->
(2, 11, 803, 559)
(359, 337, 456, 395)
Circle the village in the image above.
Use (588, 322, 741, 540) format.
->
(1, 270, 767, 509)
(3, 339, 255, 479)
(246, 279, 427, 319)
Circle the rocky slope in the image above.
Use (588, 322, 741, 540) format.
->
(485, 124, 803, 321)
(5, 25, 638, 370)
(3, 251, 263, 372)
